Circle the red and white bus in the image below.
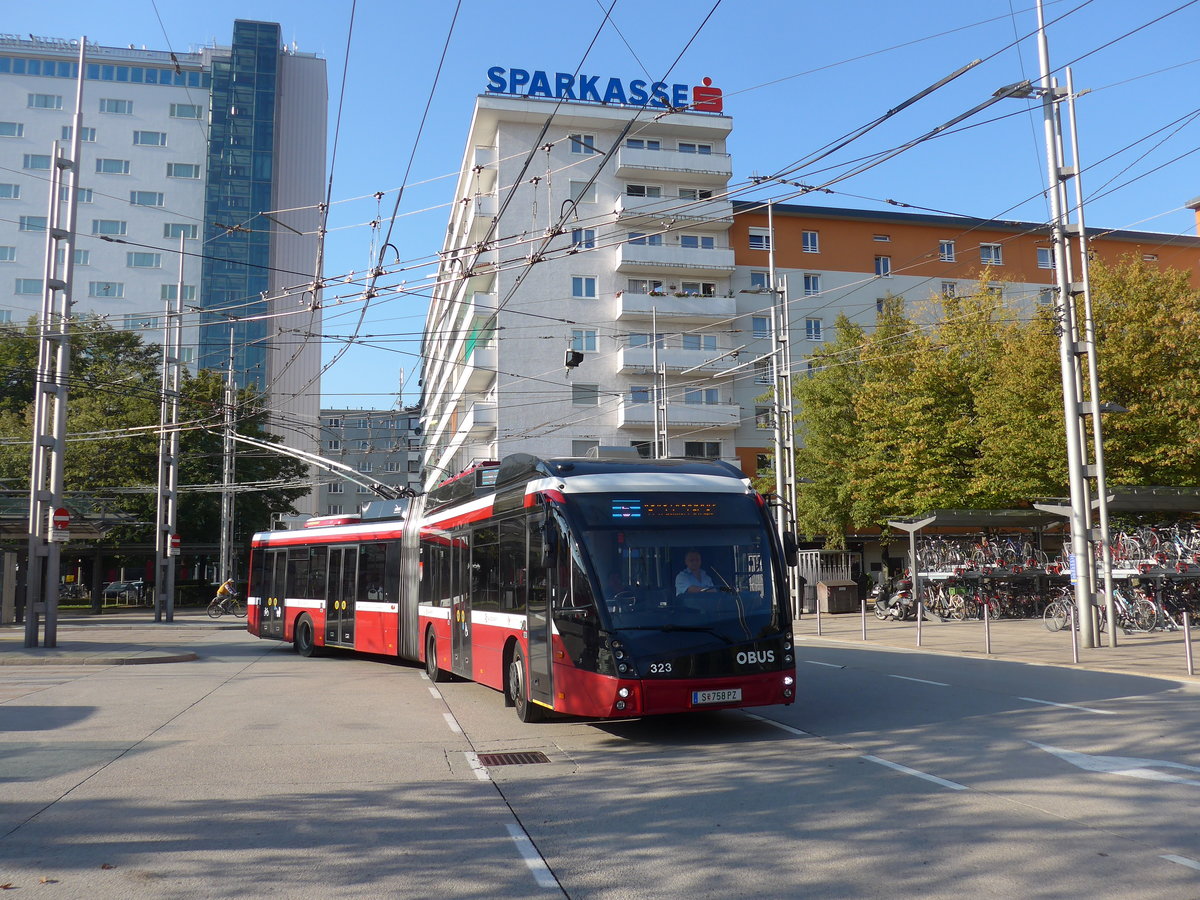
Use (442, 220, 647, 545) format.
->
(248, 453, 797, 721)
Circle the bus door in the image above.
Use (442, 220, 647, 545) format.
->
(450, 530, 472, 677)
(326, 546, 358, 646)
(525, 513, 553, 707)
(262, 549, 287, 639)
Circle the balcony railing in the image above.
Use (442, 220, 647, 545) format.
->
(616, 290, 735, 322)
(615, 146, 732, 182)
(615, 242, 735, 275)
(618, 399, 741, 429)
(618, 346, 741, 374)
(614, 194, 733, 224)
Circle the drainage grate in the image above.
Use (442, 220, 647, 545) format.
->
(477, 751, 551, 767)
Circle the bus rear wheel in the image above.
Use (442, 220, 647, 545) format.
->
(426, 631, 450, 683)
(508, 647, 543, 723)
(295, 614, 320, 657)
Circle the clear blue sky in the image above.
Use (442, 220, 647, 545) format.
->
(9, 1, 1200, 409)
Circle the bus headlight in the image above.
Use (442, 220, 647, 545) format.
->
(783, 675, 795, 686)
(615, 700, 626, 710)
(784, 654, 793, 663)
(618, 663, 628, 674)
(618, 687, 630, 698)
(784, 637, 793, 650)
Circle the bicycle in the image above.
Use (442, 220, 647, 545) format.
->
(1043, 587, 1075, 632)
(207, 593, 246, 618)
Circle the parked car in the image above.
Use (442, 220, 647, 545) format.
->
(102, 580, 145, 602)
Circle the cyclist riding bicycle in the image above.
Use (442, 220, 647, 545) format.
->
(215, 578, 238, 613)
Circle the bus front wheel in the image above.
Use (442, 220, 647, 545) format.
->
(295, 614, 320, 658)
(426, 630, 450, 683)
(508, 647, 543, 723)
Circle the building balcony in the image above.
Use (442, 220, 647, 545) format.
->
(616, 290, 735, 324)
(617, 399, 741, 429)
(473, 145, 497, 193)
(464, 343, 496, 394)
(615, 242, 735, 276)
(464, 399, 497, 437)
(467, 192, 497, 244)
(615, 146, 732, 182)
(618, 346, 742, 375)
(614, 195, 733, 225)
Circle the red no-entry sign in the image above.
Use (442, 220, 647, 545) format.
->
(52, 508, 70, 529)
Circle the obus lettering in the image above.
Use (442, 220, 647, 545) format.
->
(737, 650, 775, 665)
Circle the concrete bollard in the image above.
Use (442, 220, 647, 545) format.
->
(1185, 612, 1194, 677)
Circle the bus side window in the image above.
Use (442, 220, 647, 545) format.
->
(498, 517, 524, 612)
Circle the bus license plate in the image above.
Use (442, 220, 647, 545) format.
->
(692, 688, 742, 706)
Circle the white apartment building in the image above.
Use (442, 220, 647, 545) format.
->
(420, 87, 739, 487)
(0, 25, 326, 510)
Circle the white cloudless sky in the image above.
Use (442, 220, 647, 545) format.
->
(8, 0, 1200, 408)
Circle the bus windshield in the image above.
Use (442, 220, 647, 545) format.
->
(570, 493, 781, 646)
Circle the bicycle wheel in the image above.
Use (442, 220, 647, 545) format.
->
(234, 601, 246, 618)
(206, 598, 223, 618)
(1131, 597, 1158, 632)
(1043, 599, 1069, 632)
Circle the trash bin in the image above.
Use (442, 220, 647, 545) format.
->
(817, 580, 859, 614)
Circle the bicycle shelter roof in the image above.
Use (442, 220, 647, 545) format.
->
(890, 509, 1064, 531)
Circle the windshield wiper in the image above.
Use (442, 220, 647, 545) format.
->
(617, 625, 733, 644)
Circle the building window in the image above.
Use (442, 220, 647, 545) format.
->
(88, 281, 124, 298)
(629, 333, 664, 349)
(328, 482, 344, 493)
(680, 281, 716, 296)
(1038, 288, 1054, 305)
(802, 230, 819, 253)
(15, 278, 42, 295)
(325, 418, 342, 428)
(133, 131, 167, 146)
(23, 154, 51, 170)
(939, 240, 956, 262)
(0, 184, 19, 200)
(682, 388, 719, 405)
(572, 383, 599, 406)
(875, 256, 892, 277)
(385, 461, 401, 473)
(873, 234, 891, 242)
(678, 187, 713, 200)
(1036, 247, 1055, 269)
(170, 103, 203, 119)
(130, 191, 165, 207)
(28, 94, 63, 110)
(751, 316, 770, 338)
(99, 98, 133, 114)
(164, 223, 199, 240)
(631, 441, 653, 459)
(571, 276, 597, 299)
(61, 187, 94, 203)
(166, 162, 201, 179)
(0, 309, 11, 323)
(749, 271, 769, 290)
(356, 440, 370, 451)
(572, 440, 599, 456)
(987, 282, 1004, 297)
(357, 462, 373, 474)
(755, 406, 773, 429)
(679, 234, 715, 250)
(408, 459, 420, 473)
(626, 138, 660, 150)
(748, 228, 772, 251)
(677, 142, 712, 154)
(569, 181, 596, 204)
(630, 385, 651, 404)
(568, 133, 596, 154)
(626, 184, 662, 198)
(570, 228, 595, 249)
(803, 273, 821, 296)
(756, 453, 771, 474)
(92, 219, 127, 236)
(62, 125, 96, 142)
(327, 440, 342, 451)
(876, 297, 887, 313)
(19, 216, 47, 232)
(126, 252, 161, 268)
(326, 505, 343, 516)
(0, 122, 25, 137)
(160, 285, 197, 301)
(1142, 253, 1158, 262)
(96, 158, 131, 175)
(571, 329, 597, 352)
(627, 232, 663, 246)
(980, 243, 1003, 265)
(941, 282, 957, 298)
(681, 334, 717, 351)
(123, 314, 158, 331)
(55, 248, 89, 267)
(805, 318, 823, 341)
(0, 247, 16, 262)
(754, 359, 772, 384)
(684, 441, 721, 460)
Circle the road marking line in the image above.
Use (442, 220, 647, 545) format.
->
(804, 660, 844, 668)
(1018, 697, 1117, 715)
(742, 712, 811, 736)
(464, 752, 491, 782)
(419, 671, 430, 682)
(506, 823, 558, 889)
(442, 712, 462, 734)
(1162, 854, 1200, 871)
(428, 686, 441, 699)
(862, 755, 968, 791)
(888, 674, 949, 686)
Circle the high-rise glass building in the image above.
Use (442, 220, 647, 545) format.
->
(0, 22, 326, 505)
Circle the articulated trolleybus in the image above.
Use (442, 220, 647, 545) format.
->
(248, 453, 796, 722)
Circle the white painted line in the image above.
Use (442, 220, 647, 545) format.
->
(742, 712, 811, 736)
(419, 671, 430, 682)
(1018, 697, 1117, 715)
(442, 712, 462, 734)
(804, 660, 844, 669)
(1162, 854, 1200, 871)
(862, 755, 968, 791)
(428, 686, 441, 699)
(505, 823, 558, 889)
(464, 752, 490, 782)
(888, 674, 949, 687)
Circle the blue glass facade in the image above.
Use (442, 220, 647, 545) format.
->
(198, 20, 279, 389)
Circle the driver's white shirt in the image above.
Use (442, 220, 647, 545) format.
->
(675, 568, 714, 594)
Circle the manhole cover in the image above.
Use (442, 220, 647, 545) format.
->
(477, 751, 551, 767)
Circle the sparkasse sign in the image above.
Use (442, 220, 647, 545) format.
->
(485, 67, 723, 113)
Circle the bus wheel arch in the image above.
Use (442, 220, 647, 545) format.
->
(294, 614, 320, 657)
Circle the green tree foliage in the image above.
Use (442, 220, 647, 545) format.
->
(787, 261, 1200, 544)
(0, 318, 309, 544)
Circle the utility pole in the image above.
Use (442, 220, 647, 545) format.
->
(767, 201, 799, 612)
(154, 233, 184, 622)
(24, 38, 85, 648)
(219, 332, 236, 586)
(651, 307, 667, 458)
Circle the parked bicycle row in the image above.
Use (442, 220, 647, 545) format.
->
(1042, 581, 1199, 633)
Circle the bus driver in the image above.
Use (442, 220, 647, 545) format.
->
(676, 550, 716, 595)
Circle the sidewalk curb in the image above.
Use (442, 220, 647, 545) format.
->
(0, 649, 199, 666)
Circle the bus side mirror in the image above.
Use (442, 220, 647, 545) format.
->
(783, 532, 799, 567)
